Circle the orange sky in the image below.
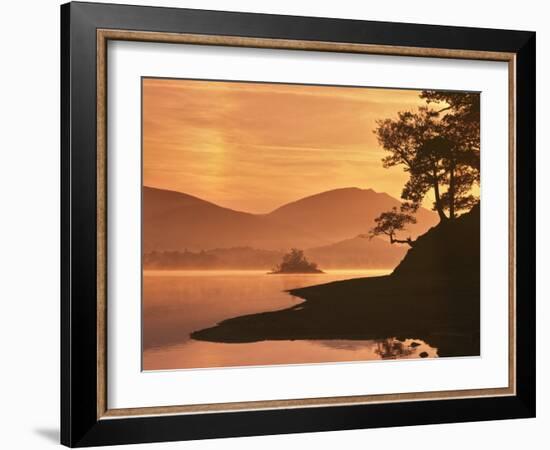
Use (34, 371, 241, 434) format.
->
(143, 78, 427, 214)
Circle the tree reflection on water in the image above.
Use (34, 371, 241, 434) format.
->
(374, 338, 414, 359)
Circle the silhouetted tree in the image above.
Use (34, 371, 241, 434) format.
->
(374, 91, 480, 222)
(271, 248, 323, 274)
(421, 91, 480, 127)
(366, 206, 417, 247)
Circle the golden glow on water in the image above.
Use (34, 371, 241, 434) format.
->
(144, 338, 437, 371)
(142, 269, 438, 370)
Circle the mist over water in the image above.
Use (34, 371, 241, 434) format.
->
(143, 270, 438, 370)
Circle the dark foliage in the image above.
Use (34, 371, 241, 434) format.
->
(270, 248, 323, 274)
(374, 91, 480, 222)
(367, 206, 417, 246)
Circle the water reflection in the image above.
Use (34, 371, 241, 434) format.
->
(374, 338, 436, 359)
(314, 338, 437, 359)
(143, 270, 438, 370)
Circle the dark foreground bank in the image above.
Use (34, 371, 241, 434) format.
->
(191, 206, 480, 357)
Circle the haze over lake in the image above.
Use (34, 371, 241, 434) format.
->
(143, 269, 437, 370)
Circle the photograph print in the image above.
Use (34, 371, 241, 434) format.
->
(141, 78, 480, 371)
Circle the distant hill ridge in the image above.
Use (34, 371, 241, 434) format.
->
(143, 235, 407, 270)
(143, 186, 438, 255)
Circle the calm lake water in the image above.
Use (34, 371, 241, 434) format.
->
(143, 270, 438, 370)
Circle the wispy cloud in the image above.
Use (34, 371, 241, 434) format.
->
(143, 78, 425, 213)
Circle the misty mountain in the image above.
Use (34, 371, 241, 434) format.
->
(268, 187, 437, 243)
(143, 187, 324, 252)
(143, 186, 438, 254)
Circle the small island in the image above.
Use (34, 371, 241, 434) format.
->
(269, 248, 324, 274)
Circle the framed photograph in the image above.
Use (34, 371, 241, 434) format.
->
(61, 2, 536, 447)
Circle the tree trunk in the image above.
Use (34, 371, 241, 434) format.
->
(432, 167, 448, 222)
(449, 166, 456, 220)
(390, 235, 415, 247)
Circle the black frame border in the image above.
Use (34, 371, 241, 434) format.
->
(61, 2, 535, 447)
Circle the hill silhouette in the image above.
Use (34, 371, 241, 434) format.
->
(143, 187, 322, 252)
(143, 186, 437, 255)
(269, 187, 436, 243)
(191, 205, 480, 357)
